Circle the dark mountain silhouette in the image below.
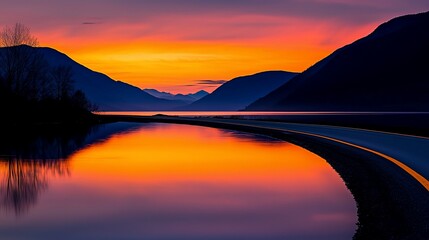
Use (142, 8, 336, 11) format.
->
(0, 46, 185, 111)
(144, 89, 208, 103)
(247, 11, 429, 111)
(181, 71, 298, 111)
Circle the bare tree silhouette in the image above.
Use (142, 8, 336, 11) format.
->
(0, 23, 38, 47)
(0, 23, 48, 100)
(50, 65, 74, 101)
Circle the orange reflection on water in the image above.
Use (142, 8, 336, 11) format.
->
(70, 124, 337, 187)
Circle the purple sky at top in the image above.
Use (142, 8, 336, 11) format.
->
(2, 0, 428, 40)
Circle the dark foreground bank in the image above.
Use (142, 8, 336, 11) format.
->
(100, 114, 429, 240)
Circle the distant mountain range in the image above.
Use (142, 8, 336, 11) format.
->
(181, 71, 298, 111)
(3, 11, 425, 112)
(143, 89, 208, 104)
(247, 11, 429, 111)
(0, 46, 186, 111)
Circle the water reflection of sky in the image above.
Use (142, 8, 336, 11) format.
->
(0, 123, 356, 240)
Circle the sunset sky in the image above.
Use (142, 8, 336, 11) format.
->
(1, 1, 428, 93)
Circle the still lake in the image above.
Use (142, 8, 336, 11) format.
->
(0, 122, 356, 240)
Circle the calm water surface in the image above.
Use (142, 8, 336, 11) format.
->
(0, 123, 356, 240)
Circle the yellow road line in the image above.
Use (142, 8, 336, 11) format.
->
(283, 128, 429, 191)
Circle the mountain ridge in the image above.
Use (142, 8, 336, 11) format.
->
(143, 89, 208, 103)
(181, 71, 298, 111)
(246, 11, 429, 111)
(0, 45, 186, 111)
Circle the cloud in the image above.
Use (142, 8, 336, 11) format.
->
(82, 22, 102, 25)
(182, 80, 227, 87)
(82, 22, 101, 25)
(196, 80, 227, 85)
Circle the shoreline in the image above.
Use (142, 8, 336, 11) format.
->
(96, 112, 429, 137)
(100, 114, 429, 239)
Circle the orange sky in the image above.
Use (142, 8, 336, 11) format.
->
(36, 23, 373, 94)
(2, 1, 428, 93)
